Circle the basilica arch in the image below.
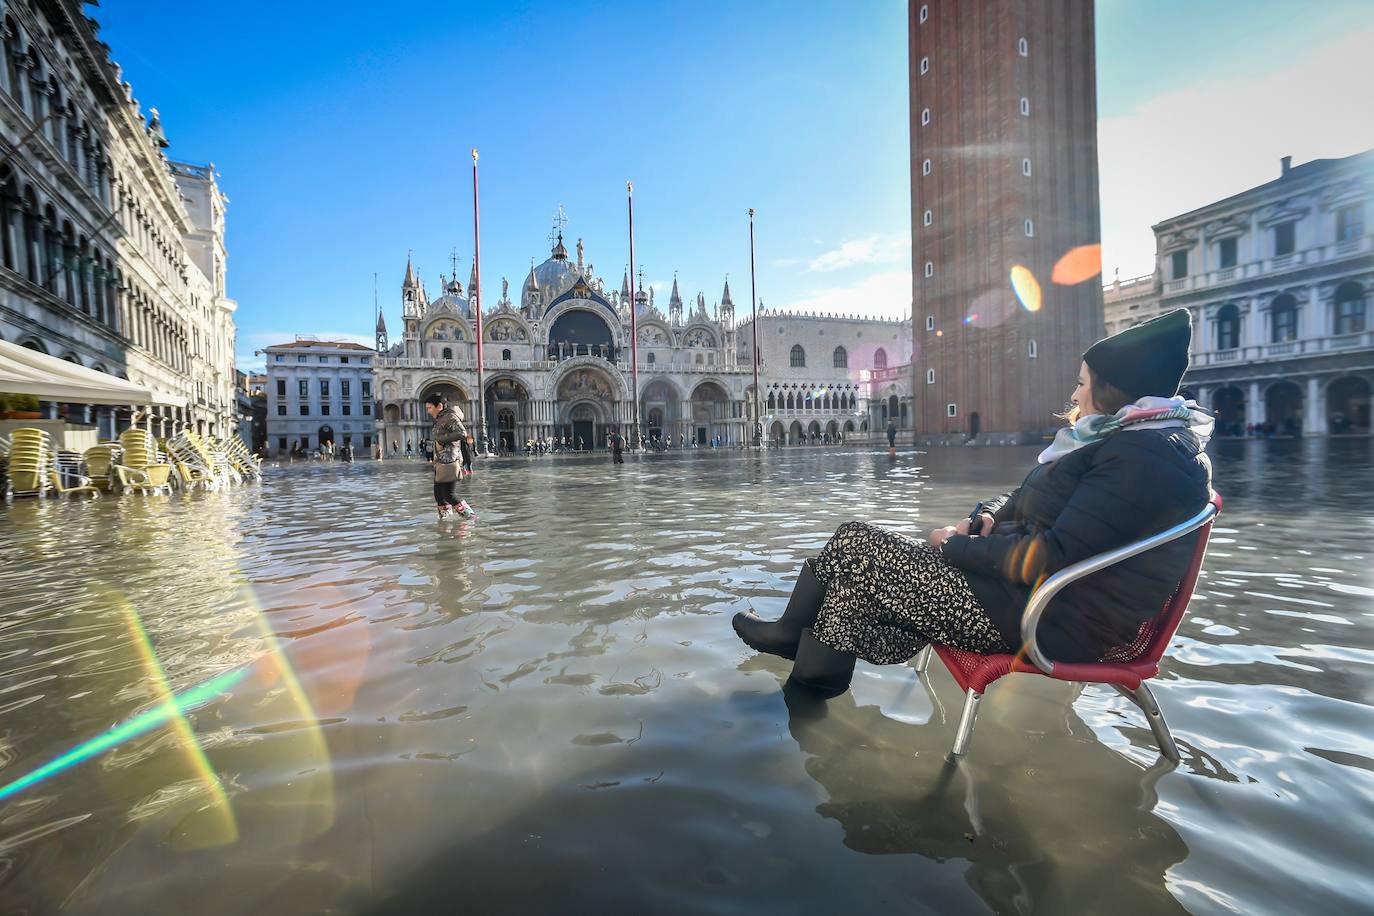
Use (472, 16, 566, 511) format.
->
(546, 302, 622, 362)
(553, 362, 625, 450)
(689, 379, 734, 446)
(484, 375, 532, 453)
(639, 376, 685, 442)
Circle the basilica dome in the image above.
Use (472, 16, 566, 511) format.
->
(522, 232, 581, 305)
(427, 278, 471, 318)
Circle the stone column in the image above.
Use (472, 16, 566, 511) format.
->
(1247, 381, 1264, 429)
(1305, 376, 1325, 435)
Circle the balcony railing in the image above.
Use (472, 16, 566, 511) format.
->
(1192, 329, 1374, 367)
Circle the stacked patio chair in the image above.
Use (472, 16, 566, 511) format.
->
(5, 428, 53, 498)
(217, 435, 261, 481)
(82, 443, 122, 492)
(47, 449, 101, 499)
(114, 428, 174, 495)
(166, 429, 223, 491)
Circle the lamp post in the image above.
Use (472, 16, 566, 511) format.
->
(748, 208, 762, 446)
(471, 148, 486, 451)
(627, 181, 639, 447)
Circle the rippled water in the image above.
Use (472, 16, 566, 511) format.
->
(1, 441, 1372, 914)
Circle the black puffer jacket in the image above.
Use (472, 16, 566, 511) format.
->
(940, 428, 1212, 663)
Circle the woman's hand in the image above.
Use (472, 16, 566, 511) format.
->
(928, 525, 959, 549)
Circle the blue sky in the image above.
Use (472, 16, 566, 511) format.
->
(95, 0, 1374, 371)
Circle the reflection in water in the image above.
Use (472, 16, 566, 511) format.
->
(0, 440, 1372, 914)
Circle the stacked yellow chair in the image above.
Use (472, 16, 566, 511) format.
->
(167, 430, 220, 491)
(6, 428, 51, 498)
(114, 428, 173, 495)
(48, 449, 101, 499)
(83, 443, 121, 492)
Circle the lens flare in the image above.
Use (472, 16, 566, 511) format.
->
(0, 667, 248, 803)
(115, 590, 239, 848)
(1051, 244, 1103, 285)
(1010, 265, 1042, 312)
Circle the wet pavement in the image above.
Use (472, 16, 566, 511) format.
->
(1, 440, 1372, 915)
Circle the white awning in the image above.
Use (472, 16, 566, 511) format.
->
(0, 339, 155, 406)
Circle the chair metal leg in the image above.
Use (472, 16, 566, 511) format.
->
(951, 689, 983, 757)
(915, 644, 932, 674)
(1115, 682, 1180, 762)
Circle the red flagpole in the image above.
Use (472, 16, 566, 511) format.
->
(472, 148, 485, 450)
(749, 208, 761, 446)
(628, 181, 639, 446)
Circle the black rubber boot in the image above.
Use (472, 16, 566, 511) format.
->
(731, 559, 825, 660)
(785, 627, 856, 699)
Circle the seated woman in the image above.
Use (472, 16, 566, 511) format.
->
(733, 308, 1213, 697)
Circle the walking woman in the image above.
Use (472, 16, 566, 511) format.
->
(733, 309, 1213, 697)
(424, 393, 476, 520)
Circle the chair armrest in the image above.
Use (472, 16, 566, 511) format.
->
(1020, 499, 1220, 675)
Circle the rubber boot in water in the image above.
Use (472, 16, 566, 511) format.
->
(731, 559, 824, 660)
(784, 627, 856, 699)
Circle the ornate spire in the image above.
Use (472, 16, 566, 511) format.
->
(620, 267, 630, 302)
(402, 251, 418, 290)
(669, 273, 682, 308)
(468, 261, 478, 298)
(721, 277, 733, 306)
(375, 309, 386, 333)
(528, 257, 540, 291)
(552, 231, 568, 261)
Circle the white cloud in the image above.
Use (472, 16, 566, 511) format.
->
(774, 269, 910, 320)
(808, 234, 911, 273)
(1099, 25, 1374, 278)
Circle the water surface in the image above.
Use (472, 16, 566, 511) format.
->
(1, 441, 1372, 914)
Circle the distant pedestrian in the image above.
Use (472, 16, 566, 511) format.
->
(405, 439, 413, 459)
(610, 430, 625, 464)
(886, 420, 897, 452)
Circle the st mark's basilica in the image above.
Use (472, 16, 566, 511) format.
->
(372, 221, 913, 453)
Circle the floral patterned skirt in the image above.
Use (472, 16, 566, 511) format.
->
(811, 521, 1010, 665)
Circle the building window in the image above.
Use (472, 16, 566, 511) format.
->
(363, 434, 372, 448)
(502, 348, 512, 361)
(299, 405, 309, 416)
(921, 158, 931, 176)
(1215, 303, 1240, 350)
(322, 404, 330, 416)
(298, 379, 309, 398)
(873, 348, 888, 370)
(1024, 219, 1034, 237)
(947, 403, 958, 417)
(1028, 338, 1038, 358)
(647, 352, 656, 364)
(362, 380, 372, 399)
(921, 108, 930, 126)
(1022, 158, 1032, 177)
(277, 405, 286, 416)
(340, 356, 349, 364)
(1336, 204, 1363, 242)
(320, 380, 330, 398)
(923, 209, 933, 226)
(790, 344, 806, 367)
(1018, 37, 1028, 56)
(441, 347, 453, 360)
(1171, 250, 1188, 279)
(1274, 221, 1296, 256)
(920, 56, 929, 74)
(275, 354, 284, 362)
(919, 4, 928, 23)
(924, 261, 934, 278)
(341, 380, 350, 398)
(363, 404, 371, 415)
(1020, 97, 1030, 116)
(833, 346, 848, 368)
(926, 315, 935, 331)
(361, 357, 370, 366)
(278, 437, 287, 452)
(1270, 296, 1298, 342)
(276, 379, 286, 397)
(1334, 281, 1366, 335)
(318, 355, 328, 363)
(926, 368, 935, 384)
(343, 405, 351, 416)
(297, 354, 307, 362)
(1218, 237, 1237, 269)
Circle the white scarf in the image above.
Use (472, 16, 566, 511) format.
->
(1037, 396, 1214, 465)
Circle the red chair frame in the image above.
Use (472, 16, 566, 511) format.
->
(916, 493, 1222, 761)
